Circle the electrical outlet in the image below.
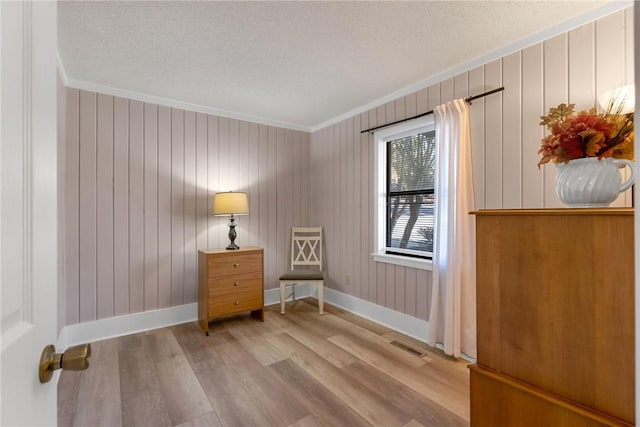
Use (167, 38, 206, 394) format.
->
(346, 274, 351, 286)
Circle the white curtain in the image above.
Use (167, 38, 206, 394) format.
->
(427, 98, 477, 359)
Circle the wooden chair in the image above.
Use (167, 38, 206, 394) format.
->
(279, 227, 324, 315)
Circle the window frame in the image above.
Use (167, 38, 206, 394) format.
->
(372, 115, 435, 271)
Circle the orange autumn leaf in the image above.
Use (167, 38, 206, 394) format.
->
(537, 102, 634, 167)
(581, 130, 607, 157)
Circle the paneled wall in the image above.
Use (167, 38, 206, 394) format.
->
(310, 9, 634, 320)
(62, 90, 310, 325)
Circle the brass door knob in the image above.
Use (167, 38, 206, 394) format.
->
(39, 343, 92, 383)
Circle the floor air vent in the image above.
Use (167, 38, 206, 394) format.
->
(390, 340, 427, 358)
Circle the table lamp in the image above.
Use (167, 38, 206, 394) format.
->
(213, 191, 249, 250)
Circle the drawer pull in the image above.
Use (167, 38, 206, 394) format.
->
(233, 263, 240, 268)
(234, 282, 240, 287)
(234, 300, 240, 305)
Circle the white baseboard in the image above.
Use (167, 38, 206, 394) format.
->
(57, 285, 431, 353)
(321, 287, 432, 345)
(58, 286, 313, 348)
(58, 303, 197, 349)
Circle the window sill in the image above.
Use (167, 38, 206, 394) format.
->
(372, 253, 433, 271)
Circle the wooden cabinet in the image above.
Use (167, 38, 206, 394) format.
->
(472, 209, 634, 427)
(197, 247, 264, 335)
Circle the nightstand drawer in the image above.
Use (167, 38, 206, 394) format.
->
(209, 273, 262, 297)
(208, 290, 262, 317)
(208, 251, 262, 277)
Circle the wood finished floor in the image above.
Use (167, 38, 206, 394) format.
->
(58, 299, 470, 427)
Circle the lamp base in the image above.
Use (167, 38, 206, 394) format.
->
(226, 215, 240, 250)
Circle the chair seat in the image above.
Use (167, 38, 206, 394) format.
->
(279, 270, 324, 281)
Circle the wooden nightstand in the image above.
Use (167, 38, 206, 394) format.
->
(197, 246, 264, 335)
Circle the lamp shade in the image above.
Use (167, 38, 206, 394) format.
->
(213, 192, 249, 216)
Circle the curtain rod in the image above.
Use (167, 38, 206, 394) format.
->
(360, 86, 505, 134)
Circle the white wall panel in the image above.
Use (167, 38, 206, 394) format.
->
(484, 60, 503, 209)
(129, 100, 144, 313)
(502, 52, 522, 209)
(309, 9, 634, 321)
(468, 67, 485, 209)
(96, 94, 114, 319)
(157, 105, 172, 309)
(543, 34, 569, 208)
(568, 22, 596, 110)
(183, 110, 197, 305)
(144, 103, 159, 311)
(63, 92, 310, 325)
(521, 45, 544, 208)
(113, 96, 130, 316)
(64, 89, 80, 325)
(78, 91, 97, 322)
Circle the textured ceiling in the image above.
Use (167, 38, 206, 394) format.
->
(58, 1, 615, 130)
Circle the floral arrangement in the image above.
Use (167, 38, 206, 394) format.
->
(537, 103, 634, 167)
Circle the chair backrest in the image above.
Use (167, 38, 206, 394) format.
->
(290, 227, 323, 271)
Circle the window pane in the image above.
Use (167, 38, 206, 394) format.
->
(389, 131, 436, 193)
(387, 193, 434, 253)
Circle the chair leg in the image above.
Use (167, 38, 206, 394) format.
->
(280, 282, 286, 315)
(318, 283, 324, 315)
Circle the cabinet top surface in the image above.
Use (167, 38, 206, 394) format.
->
(471, 208, 633, 216)
(199, 246, 263, 255)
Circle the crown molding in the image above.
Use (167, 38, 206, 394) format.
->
(58, 66, 312, 132)
(56, 1, 632, 134)
(57, 52, 69, 86)
(309, 0, 633, 133)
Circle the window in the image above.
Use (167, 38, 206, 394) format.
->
(373, 116, 435, 270)
(387, 130, 436, 256)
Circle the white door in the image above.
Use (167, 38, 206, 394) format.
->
(1, 1, 59, 425)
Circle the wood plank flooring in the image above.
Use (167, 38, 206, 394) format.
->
(58, 299, 470, 427)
